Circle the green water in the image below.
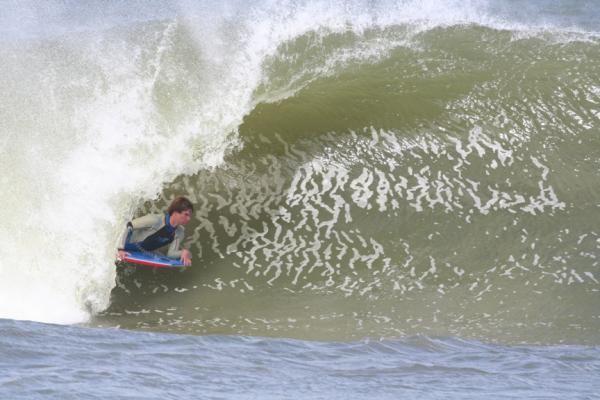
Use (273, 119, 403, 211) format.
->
(99, 25, 600, 345)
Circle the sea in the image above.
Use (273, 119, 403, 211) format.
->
(1, 0, 599, 398)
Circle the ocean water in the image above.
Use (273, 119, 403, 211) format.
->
(1, 0, 599, 398)
(2, 318, 599, 400)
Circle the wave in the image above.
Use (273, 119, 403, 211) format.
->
(105, 26, 598, 343)
(0, 1, 598, 344)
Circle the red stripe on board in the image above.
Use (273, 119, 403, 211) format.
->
(122, 257, 183, 268)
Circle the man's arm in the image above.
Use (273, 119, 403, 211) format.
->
(167, 228, 192, 266)
(117, 214, 160, 250)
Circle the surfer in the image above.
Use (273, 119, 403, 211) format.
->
(117, 196, 194, 266)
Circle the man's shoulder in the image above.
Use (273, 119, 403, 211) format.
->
(134, 213, 165, 226)
(132, 213, 163, 223)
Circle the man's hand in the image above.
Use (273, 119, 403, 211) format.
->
(181, 249, 192, 267)
(117, 250, 131, 261)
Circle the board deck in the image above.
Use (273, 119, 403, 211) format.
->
(117, 251, 185, 268)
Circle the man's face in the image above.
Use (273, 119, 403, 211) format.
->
(172, 209, 192, 226)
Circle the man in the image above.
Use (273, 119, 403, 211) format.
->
(117, 196, 193, 266)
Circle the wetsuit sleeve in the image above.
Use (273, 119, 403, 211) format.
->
(117, 214, 161, 249)
(166, 227, 185, 259)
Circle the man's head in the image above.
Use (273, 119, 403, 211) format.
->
(168, 196, 194, 226)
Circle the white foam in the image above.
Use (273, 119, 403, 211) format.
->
(0, 12, 246, 324)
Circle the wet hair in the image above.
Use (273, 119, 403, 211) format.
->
(167, 196, 194, 215)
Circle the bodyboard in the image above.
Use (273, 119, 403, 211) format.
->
(117, 251, 186, 269)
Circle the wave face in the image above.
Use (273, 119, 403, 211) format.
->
(1, 1, 600, 343)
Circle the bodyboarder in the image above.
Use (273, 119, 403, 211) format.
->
(117, 196, 193, 266)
